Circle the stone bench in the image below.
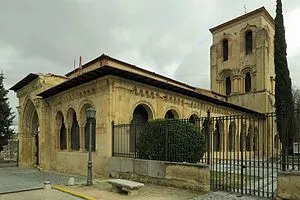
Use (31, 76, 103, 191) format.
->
(108, 179, 144, 196)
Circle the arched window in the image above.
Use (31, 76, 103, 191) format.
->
(245, 31, 253, 55)
(130, 104, 153, 152)
(223, 39, 228, 61)
(164, 109, 179, 119)
(225, 77, 231, 96)
(71, 112, 80, 150)
(189, 114, 198, 125)
(60, 120, 67, 150)
(245, 72, 251, 92)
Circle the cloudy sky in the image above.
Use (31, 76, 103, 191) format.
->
(1, 0, 300, 125)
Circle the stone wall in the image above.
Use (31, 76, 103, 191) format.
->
(109, 157, 210, 192)
(277, 171, 300, 200)
(0, 139, 18, 162)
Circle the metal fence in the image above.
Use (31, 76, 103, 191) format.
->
(112, 109, 300, 199)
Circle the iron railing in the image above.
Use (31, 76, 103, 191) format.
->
(112, 109, 300, 199)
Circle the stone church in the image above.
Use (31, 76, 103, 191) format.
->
(10, 7, 275, 177)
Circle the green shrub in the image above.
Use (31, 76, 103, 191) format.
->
(137, 119, 206, 163)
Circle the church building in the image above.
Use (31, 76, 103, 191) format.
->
(10, 7, 275, 177)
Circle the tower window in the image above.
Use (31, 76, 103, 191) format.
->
(245, 72, 251, 92)
(245, 31, 253, 55)
(225, 77, 231, 95)
(223, 39, 228, 61)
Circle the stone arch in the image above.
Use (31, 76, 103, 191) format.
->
(189, 114, 199, 125)
(213, 120, 222, 151)
(129, 103, 153, 152)
(218, 69, 233, 96)
(22, 98, 40, 165)
(56, 111, 66, 150)
(164, 108, 179, 119)
(78, 99, 96, 124)
(66, 107, 80, 151)
(132, 102, 154, 123)
(79, 103, 96, 151)
(241, 66, 254, 92)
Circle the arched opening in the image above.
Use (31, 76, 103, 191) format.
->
(189, 114, 199, 125)
(22, 99, 40, 165)
(245, 72, 252, 92)
(80, 104, 96, 152)
(164, 109, 179, 119)
(240, 124, 247, 152)
(132, 104, 152, 124)
(67, 108, 79, 151)
(245, 31, 253, 55)
(213, 120, 221, 151)
(228, 122, 235, 151)
(225, 77, 231, 96)
(56, 111, 66, 150)
(223, 39, 228, 61)
(246, 125, 253, 151)
(130, 104, 153, 152)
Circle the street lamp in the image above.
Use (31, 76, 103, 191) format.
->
(86, 107, 96, 186)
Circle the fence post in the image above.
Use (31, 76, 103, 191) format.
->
(111, 121, 114, 157)
(207, 110, 211, 165)
(165, 123, 168, 161)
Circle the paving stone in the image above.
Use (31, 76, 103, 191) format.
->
(0, 167, 85, 194)
(190, 191, 270, 200)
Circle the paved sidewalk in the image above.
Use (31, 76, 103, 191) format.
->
(0, 167, 85, 194)
(0, 188, 81, 200)
(191, 191, 270, 200)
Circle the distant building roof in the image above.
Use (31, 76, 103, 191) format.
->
(38, 63, 263, 116)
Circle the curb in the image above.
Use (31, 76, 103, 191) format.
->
(0, 187, 43, 195)
(52, 185, 96, 200)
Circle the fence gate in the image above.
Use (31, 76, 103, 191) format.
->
(207, 111, 300, 199)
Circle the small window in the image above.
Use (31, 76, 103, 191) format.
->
(245, 72, 251, 92)
(223, 39, 228, 61)
(245, 31, 253, 55)
(225, 77, 231, 95)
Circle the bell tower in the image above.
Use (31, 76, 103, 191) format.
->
(209, 7, 275, 113)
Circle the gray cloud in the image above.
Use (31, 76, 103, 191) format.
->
(0, 0, 299, 125)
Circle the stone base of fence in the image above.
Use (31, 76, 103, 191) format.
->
(276, 171, 300, 200)
(109, 157, 210, 192)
